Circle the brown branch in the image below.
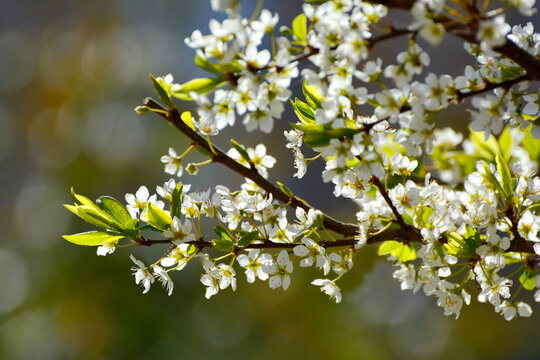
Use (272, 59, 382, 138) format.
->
(368, 176, 424, 245)
(368, 28, 415, 47)
(366, 0, 415, 10)
(187, 239, 357, 249)
(438, 18, 540, 80)
(141, 9, 535, 252)
(368, 0, 540, 80)
(138, 225, 537, 254)
(447, 30, 540, 81)
(493, 41, 540, 81)
(144, 97, 359, 237)
(357, 75, 528, 136)
(370, 176, 407, 227)
(142, 98, 540, 254)
(262, 27, 413, 70)
(456, 74, 531, 102)
(505, 206, 536, 253)
(139, 227, 424, 249)
(141, 100, 429, 249)
(444, 23, 540, 81)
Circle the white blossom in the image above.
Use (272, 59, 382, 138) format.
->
(130, 255, 154, 294)
(263, 250, 293, 290)
(311, 279, 342, 303)
(154, 265, 174, 296)
(160, 148, 183, 177)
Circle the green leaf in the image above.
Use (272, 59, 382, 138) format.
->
(63, 231, 124, 246)
(277, 182, 293, 198)
(194, 55, 222, 75)
(378, 241, 401, 256)
(171, 77, 225, 100)
(212, 226, 234, 251)
(140, 224, 164, 232)
(402, 213, 413, 226)
(449, 153, 480, 170)
(302, 81, 323, 109)
(96, 196, 132, 227)
(214, 226, 233, 243)
(498, 127, 513, 161)
(463, 226, 482, 252)
(470, 130, 498, 162)
(503, 253, 525, 265)
(290, 122, 360, 148)
(65, 193, 124, 233)
(500, 65, 523, 81)
(421, 207, 434, 225)
(181, 111, 196, 131)
(237, 231, 260, 249)
(70, 190, 122, 230)
(304, 132, 331, 148)
(146, 203, 172, 231)
(230, 140, 251, 163)
(64, 204, 114, 230)
(212, 238, 234, 252)
(292, 13, 307, 42)
(519, 270, 537, 291)
(71, 188, 97, 208)
(444, 232, 472, 258)
(522, 125, 540, 161)
(280, 26, 293, 36)
(495, 153, 513, 201)
(123, 218, 141, 239)
(150, 74, 173, 108)
(291, 98, 315, 124)
(378, 241, 416, 262)
(366, 98, 380, 107)
(170, 184, 184, 220)
(395, 244, 417, 262)
(290, 122, 321, 133)
(444, 228, 480, 258)
(482, 161, 506, 200)
(194, 144, 213, 158)
(224, 60, 244, 73)
(326, 127, 359, 138)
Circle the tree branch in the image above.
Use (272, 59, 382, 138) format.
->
(505, 206, 536, 253)
(263, 27, 414, 70)
(492, 41, 540, 81)
(447, 26, 540, 81)
(139, 227, 424, 249)
(370, 176, 407, 227)
(367, 0, 540, 80)
(456, 74, 531, 101)
(367, 0, 416, 10)
(142, 97, 539, 254)
(144, 97, 359, 237)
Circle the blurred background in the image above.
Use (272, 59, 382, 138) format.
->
(1, 0, 539, 359)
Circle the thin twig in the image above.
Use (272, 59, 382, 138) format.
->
(370, 176, 407, 228)
(456, 75, 531, 101)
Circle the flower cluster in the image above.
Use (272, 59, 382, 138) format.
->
(65, 0, 540, 320)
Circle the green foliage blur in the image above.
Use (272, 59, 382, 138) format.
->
(1, 1, 539, 359)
